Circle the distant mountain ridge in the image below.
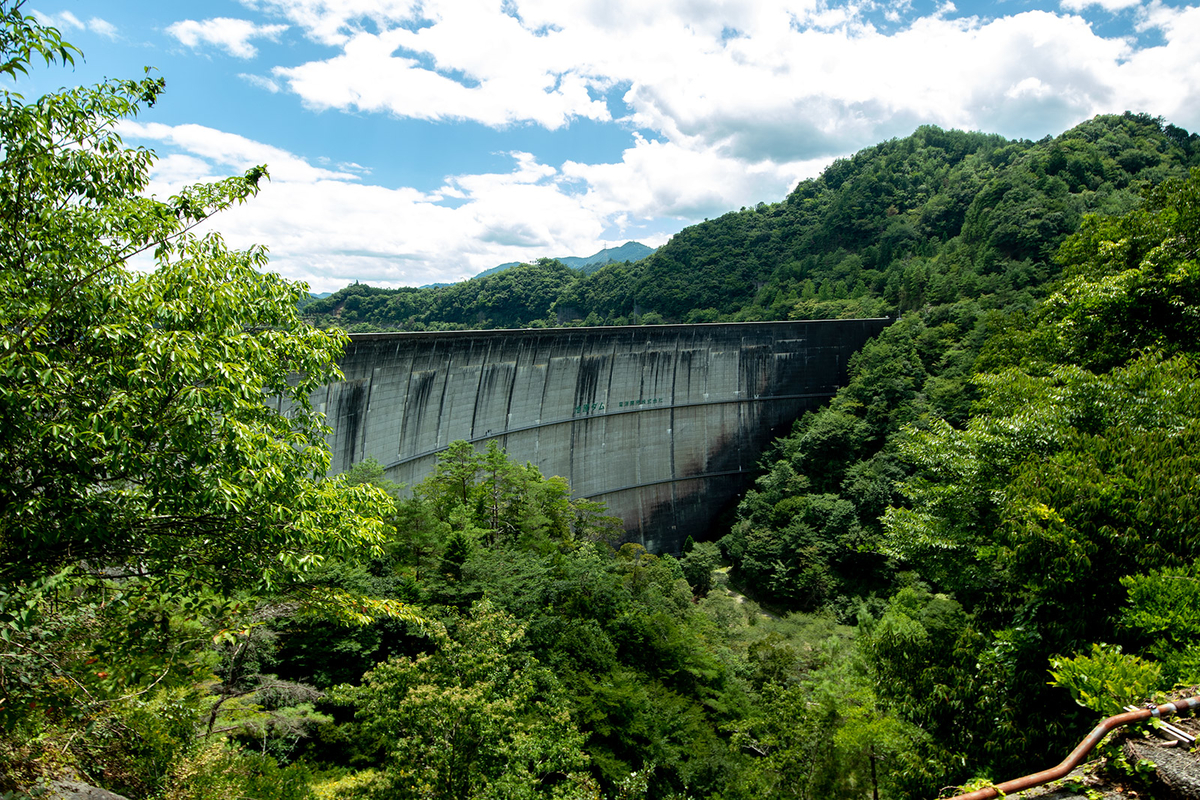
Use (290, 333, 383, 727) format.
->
(297, 290, 334, 311)
(301, 114, 1200, 335)
(475, 241, 655, 279)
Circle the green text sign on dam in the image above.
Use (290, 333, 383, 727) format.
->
(300, 320, 890, 553)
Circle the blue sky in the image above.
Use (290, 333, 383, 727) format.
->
(16, 0, 1200, 292)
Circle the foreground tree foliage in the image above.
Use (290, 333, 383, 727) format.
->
(287, 444, 928, 800)
(336, 602, 596, 800)
(0, 4, 408, 794)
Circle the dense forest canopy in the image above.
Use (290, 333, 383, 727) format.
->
(304, 115, 1199, 331)
(6, 2, 1200, 797)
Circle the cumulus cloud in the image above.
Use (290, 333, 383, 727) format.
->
(167, 17, 288, 58)
(274, 24, 610, 128)
(118, 122, 821, 292)
(32, 10, 83, 30)
(239, 0, 421, 46)
(138, 0, 1198, 288)
(87, 17, 118, 38)
(236, 0, 1200, 153)
(239, 72, 283, 92)
(119, 121, 358, 183)
(561, 134, 823, 221)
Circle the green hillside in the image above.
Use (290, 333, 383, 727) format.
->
(565, 116, 1198, 321)
(8, 8, 1200, 794)
(474, 241, 657, 280)
(304, 115, 1200, 331)
(714, 123, 1200, 786)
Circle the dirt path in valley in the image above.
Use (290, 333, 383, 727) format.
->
(711, 566, 779, 621)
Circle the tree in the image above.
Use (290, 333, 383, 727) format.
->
(1046, 167, 1200, 370)
(421, 440, 482, 516)
(337, 601, 597, 800)
(0, 0, 389, 591)
(875, 169, 1200, 777)
(1120, 559, 1200, 684)
(679, 541, 720, 596)
(0, 3, 406, 781)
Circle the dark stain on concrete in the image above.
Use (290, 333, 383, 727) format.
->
(313, 320, 891, 553)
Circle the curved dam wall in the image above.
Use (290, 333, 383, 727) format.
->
(309, 320, 889, 553)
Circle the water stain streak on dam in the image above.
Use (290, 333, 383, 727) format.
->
(312, 320, 890, 553)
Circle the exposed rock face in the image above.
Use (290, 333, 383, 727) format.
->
(47, 781, 132, 800)
(1126, 740, 1200, 800)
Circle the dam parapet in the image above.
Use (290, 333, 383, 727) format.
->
(300, 319, 890, 553)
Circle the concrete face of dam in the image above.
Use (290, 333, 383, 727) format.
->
(308, 320, 889, 553)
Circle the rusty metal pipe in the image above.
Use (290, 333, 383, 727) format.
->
(945, 696, 1200, 800)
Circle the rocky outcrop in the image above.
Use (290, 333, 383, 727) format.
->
(47, 780, 132, 800)
(1126, 739, 1200, 800)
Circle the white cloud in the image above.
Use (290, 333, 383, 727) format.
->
(33, 10, 83, 30)
(1061, 0, 1142, 12)
(273, 23, 610, 129)
(149, 153, 220, 187)
(118, 122, 358, 183)
(239, 73, 283, 93)
(239, 0, 421, 46)
(88, 17, 118, 38)
(231, 0, 1200, 159)
(561, 134, 826, 221)
(30, 11, 117, 38)
(167, 17, 288, 59)
(117, 122, 826, 292)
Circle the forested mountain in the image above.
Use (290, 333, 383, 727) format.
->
(304, 114, 1199, 331)
(556, 241, 656, 272)
(7, 5, 1200, 795)
(711, 128, 1200, 788)
(724, 165, 1200, 789)
(474, 241, 656, 280)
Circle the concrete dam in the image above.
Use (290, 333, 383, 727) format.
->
(311, 320, 890, 553)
